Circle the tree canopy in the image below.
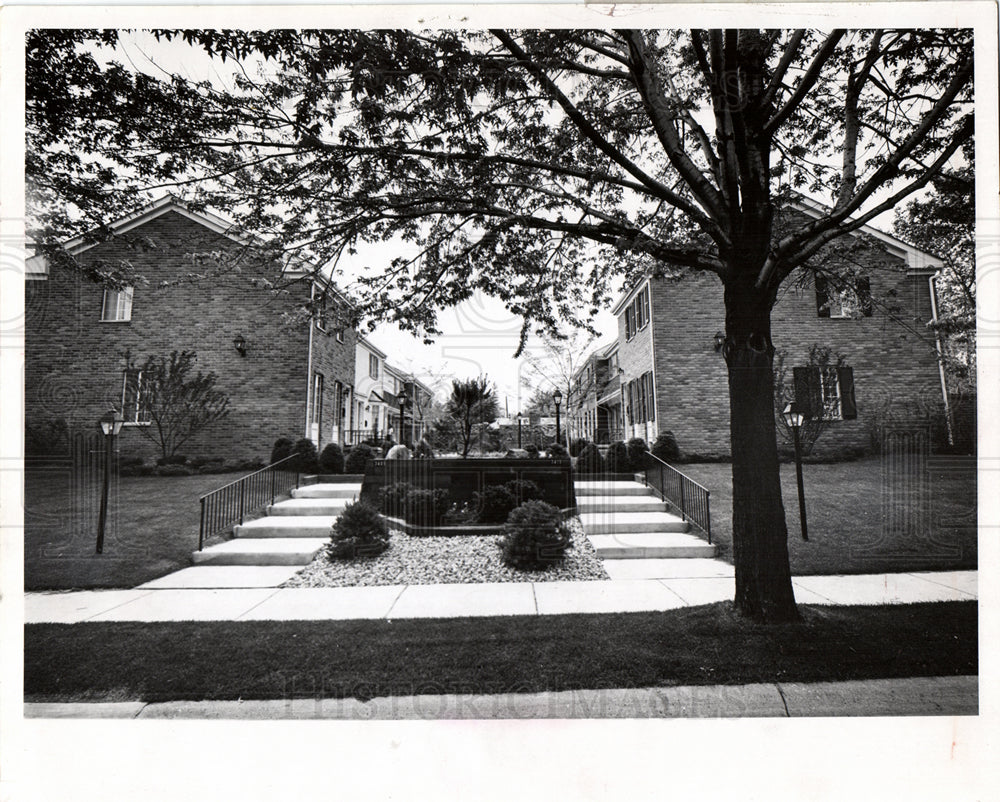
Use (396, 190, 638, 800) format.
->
(27, 28, 973, 349)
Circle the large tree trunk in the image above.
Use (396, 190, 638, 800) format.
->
(723, 282, 799, 622)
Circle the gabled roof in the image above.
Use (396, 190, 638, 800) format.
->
(25, 195, 353, 305)
(357, 336, 389, 360)
(609, 196, 944, 314)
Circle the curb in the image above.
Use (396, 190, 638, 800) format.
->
(24, 675, 977, 720)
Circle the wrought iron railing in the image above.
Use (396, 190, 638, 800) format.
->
(198, 455, 300, 549)
(345, 429, 381, 445)
(643, 453, 712, 543)
(595, 427, 625, 444)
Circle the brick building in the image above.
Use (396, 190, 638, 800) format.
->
(594, 205, 949, 459)
(25, 196, 357, 464)
(350, 337, 434, 446)
(569, 340, 624, 444)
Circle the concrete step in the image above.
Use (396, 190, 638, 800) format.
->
(588, 532, 717, 560)
(234, 516, 337, 538)
(268, 498, 348, 516)
(576, 496, 668, 514)
(191, 538, 327, 566)
(292, 483, 362, 500)
(574, 481, 655, 497)
(579, 511, 689, 535)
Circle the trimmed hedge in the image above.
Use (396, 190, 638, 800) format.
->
(575, 442, 604, 474)
(626, 438, 649, 471)
(270, 437, 295, 465)
(345, 444, 377, 474)
(651, 431, 680, 463)
(319, 443, 345, 474)
(327, 500, 390, 560)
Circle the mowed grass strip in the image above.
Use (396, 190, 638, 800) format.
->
(677, 456, 977, 575)
(25, 601, 976, 703)
(25, 470, 252, 590)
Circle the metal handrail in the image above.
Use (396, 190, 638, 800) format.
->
(643, 452, 712, 543)
(197, 454, 300, 550)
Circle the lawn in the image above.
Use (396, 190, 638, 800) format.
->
(24, 470, 249, 590)
(676, 455, 977, 575)
(24, 601, 976, 702)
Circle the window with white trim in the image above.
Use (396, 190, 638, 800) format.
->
(369, 354, 380, 379)
(102, 287, 134, 322)
(121, 369, 151, 424)
(311, 373, 324, 432)
(815, 275, 873, 318)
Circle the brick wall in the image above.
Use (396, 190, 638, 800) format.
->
(616, 279, 657, 442)
(25, 210, 355, 464)
(643, 251, 943, 459)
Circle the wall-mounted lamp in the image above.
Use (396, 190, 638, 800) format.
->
(713, 331, 726, 352)
(233, 335, 247, 357)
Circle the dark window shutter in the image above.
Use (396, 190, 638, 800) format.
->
(793, 366, 823, 418)
(646, 371, 656, 422)
(815, 274, 831, 317)
(856, 277, 873, 317)
(837, 366, 857, 419)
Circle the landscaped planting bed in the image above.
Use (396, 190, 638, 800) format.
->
(284, 518, 608, 587)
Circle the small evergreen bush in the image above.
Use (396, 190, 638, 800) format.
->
(155, 463, 195, 476)
(380, 482, 414, 518)
(270, 437, 295, 465)
(524, 443, 540, 458)
(319, 443, 345, 474)
(651, 431, 680, 463)
(415, 438, 435, 459)
(25, 418, 70, 456)
(626, 437, 649, 471)
(345, 443, 377, 474)
(500, 500, 572, 570)
(156, 454, 189, 466)
(547, 442, 569, 458)
(505, 479, 542, 505)
(475, 485, 517, 523)
(575, 442, 604, 474)
(291, 438, 320, 473)
(569, 438, 588, 457)
(327, 500, 390, 559)
(605, 441, 631, 473)
(403, 488, 451, 527)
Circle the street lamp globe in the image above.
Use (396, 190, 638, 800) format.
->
(99, 408, 125, 436)
(552, 388, 563, 407)
(782, 403, 804, 429)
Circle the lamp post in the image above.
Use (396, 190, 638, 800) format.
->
(553, 388, 563, 446)
(396, 390, 409, 447)
(96, 408, 124, 554)
(782, 402, 809, 541)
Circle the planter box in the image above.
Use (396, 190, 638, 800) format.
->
(361, 457, 576, 511)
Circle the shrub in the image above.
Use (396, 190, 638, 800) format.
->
(154, 463, 195, 476)
(547, 442, 569, 458)
(327, 500, 390, 559)
(345, 443, 377, 474)
(155, 454, 189, 466)
(290, 438, 320, 473)
(270, 437, 295, 465)
(415, 438, 434, 459)
(403, 488, 451, 527)
(319, 443, 345, 474)
(118, 456, 149, 477)
(385, 444, 412, 460)
(475, 485, 517, 524)
(605, 441, 631, 473)
(651, 431, 680, 463)
(569, 438, 588, 457)
(524, 443, 540, 458)
(25, 418, 70, 457)
(500, 500, 572, 570)
(505, 479, 542, 505)
(576, 442, 604, 474)
(190, 456, 224, 468)
(380, 482, 414, 518)
(626, 437, 649, 471)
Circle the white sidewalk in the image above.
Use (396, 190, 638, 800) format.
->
(23, 569, 977, 623)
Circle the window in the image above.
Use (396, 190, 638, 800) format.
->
(311, 373, 324, 432)
(793, 365, 857, 421)
(815, 275, 873, 318)
(624, 286, 650, 340)
(336, 328, 345, 343)
(101, 287, 133, 322)
(369, 354, 379, 379)
(624, 371, 656, 424)
(121, 369, 151, 424)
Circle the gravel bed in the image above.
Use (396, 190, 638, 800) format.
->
(283, 518, 609, 587)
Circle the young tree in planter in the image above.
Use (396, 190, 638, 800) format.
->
(446, 377, 500, 458)
(28, 29, 973, 621)
(128, 350, 230, 460)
